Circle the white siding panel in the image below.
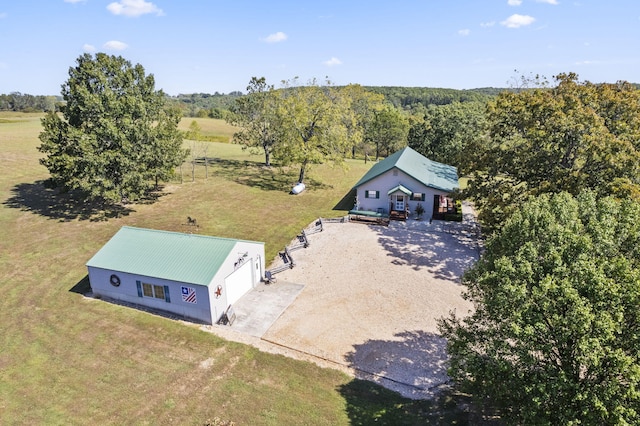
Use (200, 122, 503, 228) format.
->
(225, 260, 253, 305)
(87, 267, 213, 324)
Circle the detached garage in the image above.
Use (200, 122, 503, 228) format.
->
(86, 226, 265, 324)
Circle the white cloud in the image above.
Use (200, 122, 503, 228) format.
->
(261, 31, 288, 43)
(481, 21, 496, 27)
(103, 40, 128, 51)
(64, 0, 86, 3)
(107, 0, 164, 17)
(323, 57, 342, 66)
(458, 29, 471, 36)
(501, 14, 536, 28)
(83, 44, 96, 52)
(536, 0, 559, 4)
(508, 0, 522, 5)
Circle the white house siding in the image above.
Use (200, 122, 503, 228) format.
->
(356, 169, 450, 219)
(87, 268, 214, 324)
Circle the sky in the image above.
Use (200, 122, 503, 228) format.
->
(1, 0, 639, 96)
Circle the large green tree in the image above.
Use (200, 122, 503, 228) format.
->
(439, 191, 640, 425)
(365, 105, 409, 160)
(464, 73, 640, 231)
(338, 84, 385, 160)
(407, 101, 487, 169)
(228, 77, 279, 166)
(273, 78, 351, 184)
(39, 53, 186, 203)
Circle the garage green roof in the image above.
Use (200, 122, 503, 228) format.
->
(86, 227, 263, 287)
(353, 147, 459, 192)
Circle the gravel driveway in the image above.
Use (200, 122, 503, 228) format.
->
(206, 205, 480, 399)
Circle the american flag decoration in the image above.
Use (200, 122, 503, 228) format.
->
(181, 286, 197, 304)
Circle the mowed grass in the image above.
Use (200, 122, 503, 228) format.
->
(0, 112, 474, 425)
(178, 117, 238, 142)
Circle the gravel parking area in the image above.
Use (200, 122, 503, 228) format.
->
(206, 205, 480, 399)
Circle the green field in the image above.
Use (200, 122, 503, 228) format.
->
(177, 117, 238, 143)
(0, 113, 473, 424)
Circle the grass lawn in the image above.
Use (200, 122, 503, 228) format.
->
(178, 117, 238, 142)
(0, 113, 477, 424)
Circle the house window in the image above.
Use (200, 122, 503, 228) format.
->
(365, 190, 379, 199)
(411, 193, 425, 201)
(154, 285, 165, 300)
(142, 283, 153, 297)
(138, 281, 170, 302)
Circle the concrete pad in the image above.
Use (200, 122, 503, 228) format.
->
(227, 280, 305, 337)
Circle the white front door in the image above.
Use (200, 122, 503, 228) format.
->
(394, 195, 405, 211)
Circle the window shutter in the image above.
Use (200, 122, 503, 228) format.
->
(365, 191, 369, 199)
(136, 280, 142, 297)
(375, 191, 380, 199)
(164, 285, 171, 303)
(422, 193, 426, 201)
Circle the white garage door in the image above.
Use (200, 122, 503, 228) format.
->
(225, 260, 254, 305)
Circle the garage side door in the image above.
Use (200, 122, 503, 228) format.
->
(225, 260, 253, 305)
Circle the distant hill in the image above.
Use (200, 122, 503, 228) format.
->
(362, 86, 502, 110)
(166, 92, 242, 118)
(6, 83, 637, 115)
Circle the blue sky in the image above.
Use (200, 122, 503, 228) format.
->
(1, 0, 639, 96)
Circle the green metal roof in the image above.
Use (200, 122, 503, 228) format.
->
(387, 184, 413, 196)
(353, 147, 459, 192)
(86, 227, 263, 286)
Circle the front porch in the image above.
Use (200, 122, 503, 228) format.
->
(387, 185, 411, 221)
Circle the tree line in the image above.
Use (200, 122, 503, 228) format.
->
(0, 92, 63, 112)
(3, 86, 501, 117)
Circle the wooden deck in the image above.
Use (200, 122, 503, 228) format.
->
(348, 210, 390, 226)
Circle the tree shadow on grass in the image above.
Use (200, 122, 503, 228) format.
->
(344, 330, 451, 400)
(3, 180, 136, 222)
(338, 378, 503, 425)
(340, 330, 502, 425)
(338, 379, 477, 425)
(207, 159, 330, 192)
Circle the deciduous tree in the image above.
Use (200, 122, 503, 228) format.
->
(365, 105, 409, 160)
(439, 191, 640, 425)
(228, 77, 279, 166)
(339, 84, 385, 160)
(464, 73, 640, 231)
(407, 101, 487, 169)
(273, 78, 350, 184)
(38, 53, 187, 203)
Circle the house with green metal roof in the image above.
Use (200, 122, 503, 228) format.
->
(86, 226, 265, 324)
(350, 147, 459, 221)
